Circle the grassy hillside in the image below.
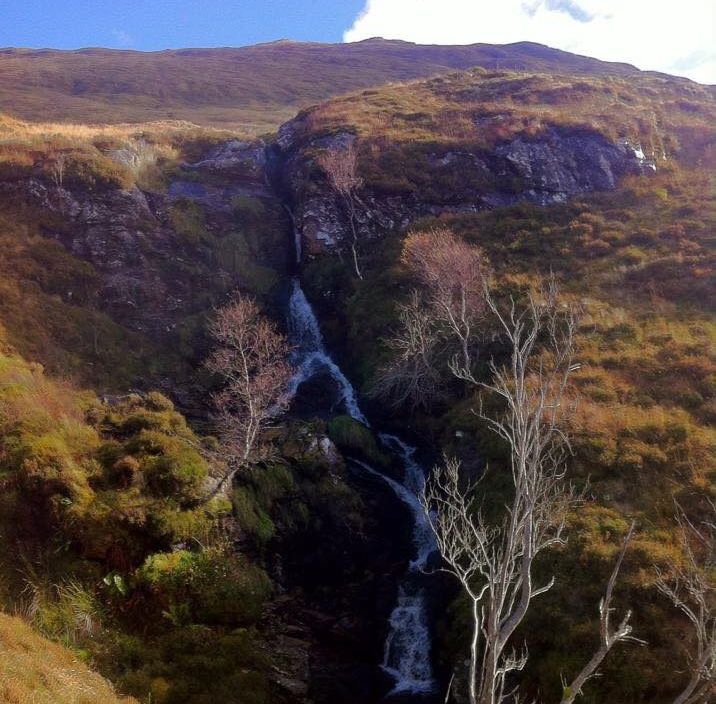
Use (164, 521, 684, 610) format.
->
(292, 67, 715, 174)
(0, 39, 655, 133)
(290, 69, 715, 702)
(316, 182, 715, 700)
(0, 613, 136, 704)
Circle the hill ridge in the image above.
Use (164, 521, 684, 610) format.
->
(0, 38, 685, 133)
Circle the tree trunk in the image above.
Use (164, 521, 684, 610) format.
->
(478, 644, 498, 704)
(469, 597, 480, 704)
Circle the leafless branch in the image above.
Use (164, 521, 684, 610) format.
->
(423, 279, 582, 704)
(655, 502, 715, 704)
(560, 521, 643, 704)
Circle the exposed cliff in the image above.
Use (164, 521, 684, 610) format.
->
(0, 135, 289, 408)
(277, 122, 653, 260)
(272, 68, 713, 265)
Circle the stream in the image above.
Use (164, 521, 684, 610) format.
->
(284, 247, 438, 698)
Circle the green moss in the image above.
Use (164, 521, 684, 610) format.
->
(233, 487, 276, 544)
(169, 199, 208, 243)
(328, 415, 390, 467)
(137, 547, 271, 626)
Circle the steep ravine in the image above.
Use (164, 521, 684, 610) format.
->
(3, 117, 659, 701)
(262, 114, 662, 701)
(280, 213, 443, 702)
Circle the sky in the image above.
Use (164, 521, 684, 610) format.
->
(1, 0, 713, 83)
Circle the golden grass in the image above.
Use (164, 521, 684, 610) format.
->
(299, 69, 715, 163)
(0, 114, 213, 143)
(0, 612, 136, 704)
(0, 112, 233, 194)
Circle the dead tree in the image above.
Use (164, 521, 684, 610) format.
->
(317, 142, 364, 279)
(655, 503, 715, 704)
(423, 283, 581, 704)
(560, 522, 643, 704)
(206, 294, 292, 495)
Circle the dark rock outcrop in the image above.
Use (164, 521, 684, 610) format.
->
(274, 120, 654, 260)
(0, 143, 290, 406)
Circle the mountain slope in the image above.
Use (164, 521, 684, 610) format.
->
(0, 47, 714, 703)
(272, 67, 715, 702)
(0, 39, 661, 132)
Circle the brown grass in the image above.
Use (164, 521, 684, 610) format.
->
(0, 40, 659, 132)
(0, 612, 136, 704)
(297, 69, 715, 161)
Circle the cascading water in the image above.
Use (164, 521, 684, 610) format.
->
(284, 221, 436, 697)
(377, 435, 437, 695)
(285, 277, 368, 425)
(351, 449, 437, 695)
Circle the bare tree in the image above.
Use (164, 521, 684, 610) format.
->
(49, 152, 67, 187)
(560, 521, 643, 704)
(655, 502, 715, 704)
(369, 291, 445, 409)
(422, 283, 581, 704)
(317, 142, 364, 279)
(371, 228, 488, 409)
(402, 228, 488, 375)
(206, 294, 293, 495)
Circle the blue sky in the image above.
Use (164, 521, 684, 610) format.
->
(0, 1, 365, 49)
(1, 0, 713, 82)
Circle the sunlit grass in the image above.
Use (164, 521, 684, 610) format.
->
(0, 612, 136, 704)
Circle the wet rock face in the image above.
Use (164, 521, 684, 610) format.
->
(189, 138, 268, 177)
(1, 141, 288, 340)
(290, 370, 345, 418)
(6, 177, 189, 333)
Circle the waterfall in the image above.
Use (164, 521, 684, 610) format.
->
(351, 453, 437, 695)
(378, 434, 437, 695)
(284, 217, 435, 696)
(285, 277, 368, 425)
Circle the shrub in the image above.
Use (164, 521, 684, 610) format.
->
(137, 547, 271, 626)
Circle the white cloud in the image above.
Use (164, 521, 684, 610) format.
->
(344, 0, 715, 83)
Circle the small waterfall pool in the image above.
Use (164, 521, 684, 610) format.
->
(283, 271, 437, 698)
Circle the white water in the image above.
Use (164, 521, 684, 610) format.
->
(378, 435, 438, 694)
(352, 453, 437, 695)
(284, 261, 436, 695)
(378, 434, 437, 573)
(285, 277, 368, 425)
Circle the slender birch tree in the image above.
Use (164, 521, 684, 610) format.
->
(371, 227, 488, 409)
(402, 228, 488, 376)
(422, 283, 581, 704)
(206, 294, 292, 495)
